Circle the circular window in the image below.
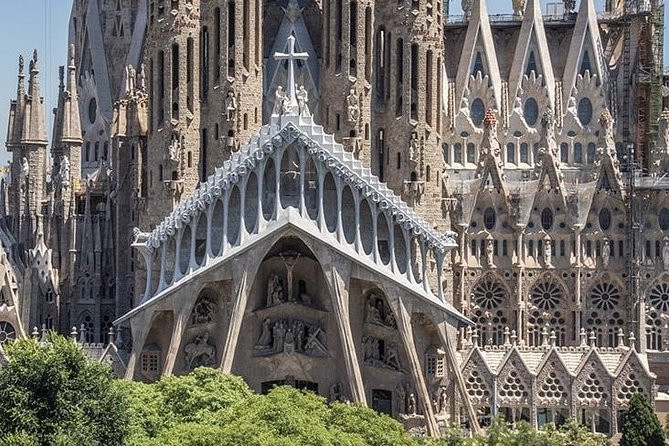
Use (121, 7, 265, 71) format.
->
(541, 208, 553, 230)
(599, 208, 611, 230)
(471, 99, 485, 127)
(473, 280, 506, 310)
(524, 98, 539, 126)
(88, 97, 97, 124)
(659, 208, 669, 230)
(483, 207, 496, 230)
(590, 282, 621, 312)
(650, 283, 669, 313)
(0, 321, 16, 345)
(577, 98, 593, 126)
(531, 280, 563, 310)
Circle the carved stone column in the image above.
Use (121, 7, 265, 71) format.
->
(324, 264, 367, 405)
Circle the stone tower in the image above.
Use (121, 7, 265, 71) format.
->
(5, 51, 49, 254)
(199, 0, 264, 173)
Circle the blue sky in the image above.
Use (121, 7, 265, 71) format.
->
(0, 0, 666, 165)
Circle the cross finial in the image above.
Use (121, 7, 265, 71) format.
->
(273, 35, 309, 115)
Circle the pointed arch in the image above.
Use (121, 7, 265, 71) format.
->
(527, 273, 569, 346)
(470, 272, 514, 346)
(582, 273, 626, 348)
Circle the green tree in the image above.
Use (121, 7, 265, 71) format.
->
(620, 393, 665, 446)
(0, 334, 128, 446)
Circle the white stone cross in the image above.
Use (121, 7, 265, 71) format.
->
(273, 35, 308, 114)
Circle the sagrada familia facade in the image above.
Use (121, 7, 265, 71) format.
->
(0, 0, 668, 437)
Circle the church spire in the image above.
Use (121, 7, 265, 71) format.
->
(6, 55, 26, 149)
(61, 45, 83, 145)
(21, 50, 47, 145)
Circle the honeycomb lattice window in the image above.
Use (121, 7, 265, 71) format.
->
(576, 372, 607, 405)
(617, 372, 645, 403)
(538, 371, 566, 404)
(466, 369, 490, 400)
(499, 370, 528, 402)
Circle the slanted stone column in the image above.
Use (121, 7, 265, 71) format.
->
(219, 268, 250, 373)
(324, 263, 366, 405)
(393, 295, 439, 436)
(124, 309, 153, 379)
(162, 302, 191, 376)
(433, 316, 482, 435)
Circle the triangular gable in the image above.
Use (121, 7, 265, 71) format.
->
(613, 345, 654, 378)
(508, 0, 555, 107)
(573, 347, 614, 378)
(562, 0, 605, 108)
(534, 348, 572, 406)
(496, 347, 533, 406)
(475, 110, 508, 200)
(455, 0, 501, 110)
(536, 347, 574, 378)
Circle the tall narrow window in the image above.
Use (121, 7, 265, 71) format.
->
(200, 28, 209, 100)
(574, 143, 583, 163)
(410, 43, 419, 121)
(506, 143, 515, 163)
(396, 39, 404, 117)
(377, 129, 385, 181)
(454, 143, 463, 164)
(397, 152, 401, 170)
(580, 50, 591, 75)
(560, 143, 568, 163)
(227, 1, 235, 77)
(350, 2, 358, 45)
(171, 44, 179, 119)
(186, 37, 194, 112)
(375, 28, 386, 99)
(243, 0, 250, 70)
(200, 128, 208, 182)
(255, 0, 260, 65)
(214, 7, 221, 81)
(426, 50, 433, 126)
(520, 143, 529, 163)
(472, 51, 485, 76)
(587, 143, 596, 164)
(466, 143, 475, 164)
(525, 51, 537, 76)
(158, 50, 165, 124)
(336, 0, 343, 72)
(365, 7, 372, 81)
(149, 59, 154, 131)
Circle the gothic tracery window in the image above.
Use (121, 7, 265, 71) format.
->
(483, 207, 496, 230)
(0, 321, 16, 345)
(471, 278, 509, 345)
(528, 279, 566, 346)
(584, 281, 624, 347)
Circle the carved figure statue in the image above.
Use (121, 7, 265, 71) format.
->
(254, 317, 273, 350)
(125, 65, 136, 95)
(602, 239, 611, 269)
(272, 320, 287, 352)
(183, 332, 216, 369)
(363, 336, 380, 365)
(273, 86, 286, 116)
(486, 237, 494, 268)
(296, 85, 311, 117)
(383, 342, 401, 370)
(330, 382, 344, 402)
(384, 310, 397, 329)
(461, 0, 473, 17)
(409, 133, 419, 162)
(266, 273, 284, 306)
(138, 63, 147, 90)
(60, 155, 71, 186)
(167, 133, 181, 163)
(564, 0, 576, 12)
(346, 89, 360, 123)
(225, 90, 237, 122)
(512, 96, 523, 118)
(395, 384, 407, 414)
(663, 239, 669, 271)
(513, 0, 526, 16)
(435, 387, 447, 414)
(192, 296, 217, 324)
(407, 393, 417, 416)
(544, 237, 553, 268)
(284, 329, 295, 353)
(365, 297, 383, 324)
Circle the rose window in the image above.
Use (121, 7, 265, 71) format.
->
(0, 321, 16, 345)
(590, 282, 621, 312)
(649, 283, 669, 313)
(473, 280, 506, 310)
(531, 281, 563, 310)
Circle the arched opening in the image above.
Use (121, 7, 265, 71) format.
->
(323, 173, 337, 233)
(410, 237, 422, 283)
(195, 215, 207, 266)
(245, 172, 259, 234)
(179, 225, 192, 275)
(262, 158, 276, 219)
(359, 199, 373, 255)
(164, 237, 176, 285)
(342, 186, 356, 244)
(280, 146, 300, 209)
(210, 199, 224, 256)
(305, 157, 319, 220)
(393, 224, 406, 273)
(228, 186, 241, 245)
(376, 213, 390, 265)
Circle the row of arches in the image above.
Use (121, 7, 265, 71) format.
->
(142, 140, 445, 303)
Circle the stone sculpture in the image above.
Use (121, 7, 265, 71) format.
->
(253, 317, 328, 357)
(60, 155, 70, 187)
(663, 239, 669, 271)
(407, 393, 417, 416)
(544, 236, 553, 268)
(602, 239, 611, 269)
(224, 90, 237, 122)
(296, 85, 310, 117)
(183, 332, 216, 369)
(273, 86, 286, 116)
(168, 133, 181, 163)
(192, 296, 217, 324)
(266, 273, 285, 306)
(346, 89, 360, 123)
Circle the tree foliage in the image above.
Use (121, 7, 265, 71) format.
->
(0, 334, 128, 446)
(620, 393, 665, 446)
